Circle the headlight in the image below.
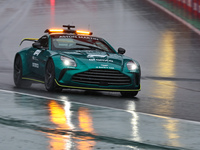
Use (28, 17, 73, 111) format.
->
(127, 61, 137, 70)
(60, 56, 76, 67)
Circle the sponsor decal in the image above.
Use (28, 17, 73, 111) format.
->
(95, 66, 114, 69)
(96, 59, 113, 62)
(33, 50, 41, 56)
(32, 63, 39, 68)
(32, 56, 38, 61)
(89, 58, 95, 61)
(59, 35, 99, 40)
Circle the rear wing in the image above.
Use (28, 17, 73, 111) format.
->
(19, 38, 38, 46)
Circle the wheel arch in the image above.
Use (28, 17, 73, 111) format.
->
(44, 57, 62, 92)
(47, 55, 63, 80)
(14, 51, 31, 76)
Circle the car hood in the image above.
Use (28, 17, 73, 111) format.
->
(60, 51, 124, 70)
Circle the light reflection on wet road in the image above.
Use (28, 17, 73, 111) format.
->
(0, 90, 200, 149)
(48, 100, 96, 149)
(0, 0, 200, 149)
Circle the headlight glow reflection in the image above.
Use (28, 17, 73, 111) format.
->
(127, 61, 137, 70)
(60, 56, 76, 67)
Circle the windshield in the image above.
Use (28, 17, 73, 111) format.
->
(51, 35, 114, 53)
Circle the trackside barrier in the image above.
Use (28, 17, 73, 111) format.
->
(162, 0, 199, 19)
(149, 0, 200, 30)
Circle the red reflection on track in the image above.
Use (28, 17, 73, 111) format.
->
(50, 0, 55, 6)
(50, 0, 55, 26)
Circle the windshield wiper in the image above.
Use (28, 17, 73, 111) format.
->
(76, 43, 105, 52)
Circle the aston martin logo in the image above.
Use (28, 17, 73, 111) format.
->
(87, 54, 107, 58)
(87, 55, 114, 63)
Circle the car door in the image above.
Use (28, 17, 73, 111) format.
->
(31, 35, 50, 78)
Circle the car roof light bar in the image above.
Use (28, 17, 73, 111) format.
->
(44, 25, 93, 35)
(76, 30, 92, 35)
(49, 29, 64, 33)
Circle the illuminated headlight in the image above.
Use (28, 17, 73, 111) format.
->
(60, 56, 76, 67)
(127, 61, 137, 70)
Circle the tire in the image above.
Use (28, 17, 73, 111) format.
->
(45, 59, 62, 92)
(13, 55, 32, 88)
(120, 91, 138, 97)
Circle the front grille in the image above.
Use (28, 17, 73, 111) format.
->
(72, 69, 131, 86)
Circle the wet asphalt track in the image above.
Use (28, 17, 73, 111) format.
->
(0, 0, 200, 149)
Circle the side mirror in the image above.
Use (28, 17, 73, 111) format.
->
(118, 47, 126, 55)
(32, 42, 42, 49)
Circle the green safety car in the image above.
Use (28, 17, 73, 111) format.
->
(14, 25, 141, 97)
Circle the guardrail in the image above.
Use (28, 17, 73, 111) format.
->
(149, 0, 200, 30)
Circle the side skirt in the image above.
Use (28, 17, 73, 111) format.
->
(22, 77, 44, 84)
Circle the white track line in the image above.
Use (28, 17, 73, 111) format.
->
(1, 88, 200, 125)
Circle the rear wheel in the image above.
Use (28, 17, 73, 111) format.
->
(13, 55, 32, 88)
(120, 91, 138, 97)
(45, 59, 62, 92)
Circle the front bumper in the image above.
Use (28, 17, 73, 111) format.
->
(55, 79, 141, 92)
(55, 68, 141, 92)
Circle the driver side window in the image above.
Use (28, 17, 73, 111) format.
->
(38, 36, 48, 49)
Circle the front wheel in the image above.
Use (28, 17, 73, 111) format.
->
(120, 91, 138, 97)
(45, 59, 62, 92)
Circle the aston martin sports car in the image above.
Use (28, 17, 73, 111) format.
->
(14, 25, 141, 97)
